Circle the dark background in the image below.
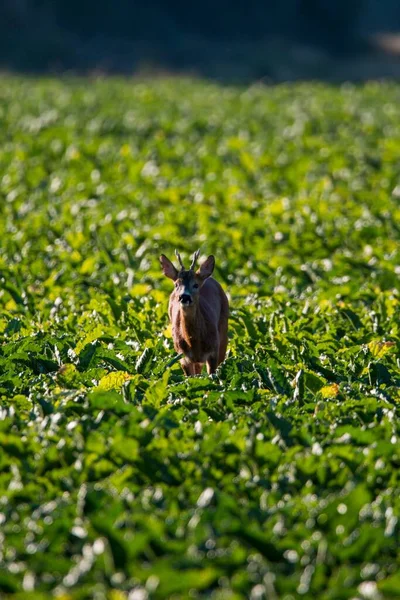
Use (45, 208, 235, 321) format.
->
(2, 0, 400, 81)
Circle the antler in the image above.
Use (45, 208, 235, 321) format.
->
(175, 249, 185, 270)
(190, 249, 200, 271)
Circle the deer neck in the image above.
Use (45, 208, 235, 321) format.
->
(180, 302, 204, 344)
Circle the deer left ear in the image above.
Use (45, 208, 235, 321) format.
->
(197, 255, 215, 280)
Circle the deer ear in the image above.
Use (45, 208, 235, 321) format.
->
(160, 255, 178, 281)
(198, 255, 215, 280)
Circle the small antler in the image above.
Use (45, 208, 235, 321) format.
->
(190, 249, 200, 271)
(175, 249, 185, 270)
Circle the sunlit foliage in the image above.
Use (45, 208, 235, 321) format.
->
(1, 77, 400, 599)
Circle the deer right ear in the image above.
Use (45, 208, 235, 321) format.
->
(160, 255, 178, 281)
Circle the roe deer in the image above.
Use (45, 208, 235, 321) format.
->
(160, 250, 229, 375)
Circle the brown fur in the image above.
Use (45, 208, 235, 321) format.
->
(169, 278, 229, 374)
(161, 255, 229, 375)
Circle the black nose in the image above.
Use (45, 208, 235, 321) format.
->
(179, 294, 192, 305)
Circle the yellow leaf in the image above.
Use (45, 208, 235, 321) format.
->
(97, 371, 133, 391)
(80, 256, 97, 275)
(368, 341, 395, 359)
(320, 384, 340, 398)
(5, 299, 17, 311)
(150, 289, 166, 303)
(163, 323, 172, 338)
(66, 231, 86, 249)
(109, 591, 127, 600)
(70, 250, 81, 264)
(268, 198, 286, 217)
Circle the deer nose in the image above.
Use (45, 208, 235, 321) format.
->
(179, 293, 192, 305)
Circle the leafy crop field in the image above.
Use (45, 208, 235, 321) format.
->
(1, 77, 400, 599)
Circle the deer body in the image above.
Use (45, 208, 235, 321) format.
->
(160, 251, 229, 375)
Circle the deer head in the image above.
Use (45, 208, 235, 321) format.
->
(160, 250, 215, 308)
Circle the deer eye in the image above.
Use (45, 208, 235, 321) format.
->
(193, 283, 199, 289)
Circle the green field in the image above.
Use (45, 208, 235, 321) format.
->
(1, 77, 400, 599)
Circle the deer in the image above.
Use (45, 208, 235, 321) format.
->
(159, 250, 229, 376)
